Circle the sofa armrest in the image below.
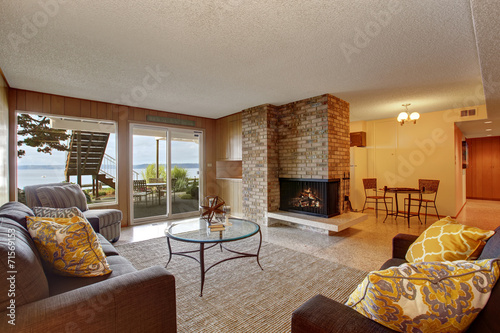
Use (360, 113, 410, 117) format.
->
(292, 294, 393, 333)
(392, 233, 419, 259)
(0, 266, 176, 333)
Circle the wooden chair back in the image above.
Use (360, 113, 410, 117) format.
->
(133, 179, 147, 192)
(419, 179, 440, 194)
(362, 178, 379, 197)
(362, 178, 377, 190)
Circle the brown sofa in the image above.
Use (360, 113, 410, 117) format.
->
(292, 228, 500, 333)
(0, 201, 176, 332)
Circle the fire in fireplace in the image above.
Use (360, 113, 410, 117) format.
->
(279, 178, 340, 218)
(290, 188, 322, 208)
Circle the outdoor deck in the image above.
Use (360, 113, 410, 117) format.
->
(133, 192, 199, 219)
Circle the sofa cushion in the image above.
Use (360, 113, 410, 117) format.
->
(32, 205, 104, 234)
(84, 209, 122, 228)
(478, 226, 500, 260)
(97, 233, 120, 256)
(292, 294, 391, 333)
(25, 182, 73, 208)
(466, 271, 500, 333)
(36, 184, 88, 212)
(84, 209, 123, 242)
(0, 218, 49, 309)
(33, 206, 86, 219)
(27, 216, 111, 277)
(405, 217, 495, 263)
(346, 259, 500, 333)
(0, 201, 34, 229)
(46, 254, 137, 296)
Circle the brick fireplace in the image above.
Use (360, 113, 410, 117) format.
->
(242, 94, 350, 225)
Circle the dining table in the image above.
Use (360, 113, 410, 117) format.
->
(146, 182, 167, 205)
(383, 186, 422, 227)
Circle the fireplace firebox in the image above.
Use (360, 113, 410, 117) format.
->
(279, 178, 340, 218)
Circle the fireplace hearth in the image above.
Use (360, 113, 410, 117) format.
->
(279, 178, 340, 218)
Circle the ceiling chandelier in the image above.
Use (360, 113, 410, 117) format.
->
(397, 103, 420, 125)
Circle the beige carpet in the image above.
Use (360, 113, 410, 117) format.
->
(116, 236, 367, 333)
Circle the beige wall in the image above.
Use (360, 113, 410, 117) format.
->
(351, 106, 481, 217)
(0, 73, 9, 205)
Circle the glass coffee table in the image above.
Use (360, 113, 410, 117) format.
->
(165, 217, 263, 296)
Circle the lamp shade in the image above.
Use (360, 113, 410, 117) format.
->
(397, 112, 409, 122)
(410, 112, 420, 121)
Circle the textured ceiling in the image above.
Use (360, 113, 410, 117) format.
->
(0, 0, 498, 137)
(456, 0, 500, 138)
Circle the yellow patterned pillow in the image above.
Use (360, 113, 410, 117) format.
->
(26, 216, 112, 277)
(406, 217, 495, 263)
(346, 259, 500, 333)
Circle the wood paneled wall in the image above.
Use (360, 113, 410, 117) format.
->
(466, 136, 500, 200)
(9, 88, 217, 226)
(215, 112, 243, 217)
(216, 113, 242, 160)
(216, 179, 243, 216)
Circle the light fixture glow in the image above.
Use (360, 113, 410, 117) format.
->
(409, 112, 420, 123)
(397, 111, 409, 125)
(485, 121, 493, 124)
(398, 104, 419, 125)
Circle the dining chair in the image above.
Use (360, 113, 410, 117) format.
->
(361, 178, 393, 219)
(133, 179, 151, 205)
(404, 179, 440, 224)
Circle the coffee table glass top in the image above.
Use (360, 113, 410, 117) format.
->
(165, 218, 259, 243)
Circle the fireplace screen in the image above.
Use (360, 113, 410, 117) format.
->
(279, 178, 340, 218)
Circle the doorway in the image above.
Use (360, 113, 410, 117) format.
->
(131, 125, 202, 223)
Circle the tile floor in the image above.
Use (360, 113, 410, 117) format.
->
(116, 199, 500, 272)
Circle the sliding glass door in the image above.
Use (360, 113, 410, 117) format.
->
(131, 125, 202, 223)
(132, 126, 167, 220)
(170, 129, 201, 215)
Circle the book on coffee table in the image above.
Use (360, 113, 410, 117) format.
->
(208, 225, 225, 232)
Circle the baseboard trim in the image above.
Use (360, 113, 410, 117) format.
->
(453, 201, 467, 219)
(467, 196, 500, 201)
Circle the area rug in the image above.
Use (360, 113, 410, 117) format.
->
(115, 237, 367, 333)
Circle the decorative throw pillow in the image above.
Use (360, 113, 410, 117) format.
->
(405, 217, 495, 263)
(33, 206, 86, 219)
(36, 184, 88, 212)
(346, 259, 500, 333)
(26, 216, 111, 277)
(478, 226, 500, 260)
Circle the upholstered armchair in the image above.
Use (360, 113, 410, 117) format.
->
(23, 183, 122, 242)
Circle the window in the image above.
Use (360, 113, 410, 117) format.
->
(17, 112, 117, 206)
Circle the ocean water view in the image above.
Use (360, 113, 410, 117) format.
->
(17, 167, 199, 189)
